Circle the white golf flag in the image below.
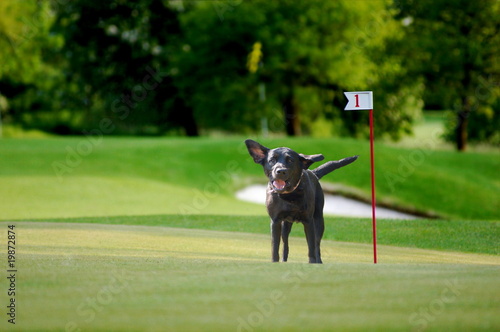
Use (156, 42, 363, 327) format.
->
(344, 91, 373, 110)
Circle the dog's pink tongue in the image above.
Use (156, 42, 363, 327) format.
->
(273, 179, 286, 190)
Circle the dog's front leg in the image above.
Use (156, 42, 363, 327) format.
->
(281, 221, 292, 262)
(271, 219, 282, 262)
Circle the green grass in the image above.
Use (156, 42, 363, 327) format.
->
(1, 134, 498, 331)
(32, 214, 500, 255)
(0, 136, 499, 220)
(5, 221, 499, 332)
(388, 111, 449, 149)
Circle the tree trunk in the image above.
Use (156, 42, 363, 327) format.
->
(181, 107, 199, 137)
(456, 39, 472, 151)
(456, 103, 469, 151)
(282, 94, 301, 136)
(168, 96, 199, 137)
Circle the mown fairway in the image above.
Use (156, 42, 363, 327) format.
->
(0, 137, 498, 220)
(4, 222, 499, 332)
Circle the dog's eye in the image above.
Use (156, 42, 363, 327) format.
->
(269, 157, 276, 165)
(286, 157, 294, 163)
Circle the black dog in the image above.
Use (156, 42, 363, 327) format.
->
(245, 139, 358, 263)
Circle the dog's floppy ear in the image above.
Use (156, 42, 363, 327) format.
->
(299, 153, 324, 169)
(245, 139, 270, 165)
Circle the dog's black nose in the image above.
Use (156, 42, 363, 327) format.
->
(276, 168, 287, 176)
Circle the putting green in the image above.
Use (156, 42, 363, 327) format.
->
(19, 222, 500, 265)
(4, 222, 499, 331)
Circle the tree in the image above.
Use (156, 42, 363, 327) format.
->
(397, 0, 500, 150)
(175, 0, 423, 138)
(0, 0, 62, 132)
(52, 0, 198, 135)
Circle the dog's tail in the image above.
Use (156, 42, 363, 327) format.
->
(312, 155, 358, 180)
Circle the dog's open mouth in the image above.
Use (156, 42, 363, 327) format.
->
(272, 179, 287, 191)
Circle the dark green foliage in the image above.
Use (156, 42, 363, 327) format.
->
(397, 0, 500, 149)
(176, 0, 423, 139)
(51, 0, 198, 135)
(0, 0, 497, 145)
(0, 1, 64, 130)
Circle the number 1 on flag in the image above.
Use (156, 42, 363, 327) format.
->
(344, 91, 373, 110)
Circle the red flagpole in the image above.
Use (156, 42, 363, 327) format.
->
(369, 109, 377, 264)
